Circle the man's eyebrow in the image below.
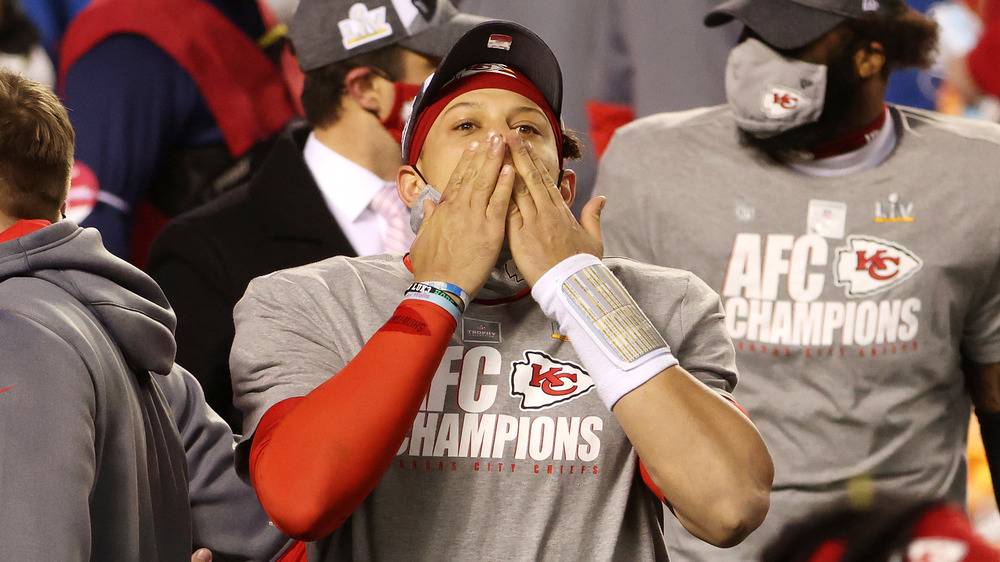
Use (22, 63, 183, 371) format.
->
(511, 106, 547, 119)
(440, 100, 484, 117)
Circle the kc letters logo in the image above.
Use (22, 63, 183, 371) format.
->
(763, 87, 807, 117)
(393, 346, 604, 473)
(834, 236, 922, 297)
(510, 351, 595, 410)
(722, 232, 922, 350)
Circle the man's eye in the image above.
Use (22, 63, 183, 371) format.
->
(515, 124, 541, 135)
(455, 121, 476, 131)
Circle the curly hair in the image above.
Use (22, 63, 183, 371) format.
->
(843, 0, 940, 78)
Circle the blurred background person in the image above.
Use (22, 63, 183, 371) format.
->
(58, 0, 299, 266)
(595, 0, 1000, 559)
(0, 67, 298, 562)
(147, 0, 486, 429)
(0, 0, 55, 87)
(761, 493, 999, 561)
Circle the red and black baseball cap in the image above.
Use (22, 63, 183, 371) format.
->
(400, 20, 563, 165)
(705, 0, 895, 50)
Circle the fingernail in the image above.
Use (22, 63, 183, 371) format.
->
(468, 141, 480, 151)
(195, 548, 212, 561)
(490, 134, 503, 153)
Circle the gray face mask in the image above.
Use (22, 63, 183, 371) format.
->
(725, 38, 828, 138)
(409, 183, 443, 234)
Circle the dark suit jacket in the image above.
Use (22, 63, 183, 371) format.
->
(148, 121, 357, 429)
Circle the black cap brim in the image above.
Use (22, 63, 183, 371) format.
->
(704, 0, 847, 50)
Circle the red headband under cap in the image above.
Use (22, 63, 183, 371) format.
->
(405, 65, 563, 167)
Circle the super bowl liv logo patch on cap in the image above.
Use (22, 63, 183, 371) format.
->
(863, 0, 880, 11)
(339, 3, 394, 50)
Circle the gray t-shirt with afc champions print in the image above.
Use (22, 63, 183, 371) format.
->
(595, 104, 1000, 561)
(231, 253, 738, 561)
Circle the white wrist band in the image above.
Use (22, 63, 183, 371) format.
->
(532, 254, 678, 409)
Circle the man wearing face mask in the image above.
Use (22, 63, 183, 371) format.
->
(147, 0, 486, 429)
(594, 0, 1000, 560)
(229, 20, 772, 559)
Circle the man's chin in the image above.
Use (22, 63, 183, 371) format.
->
(738, 123, 828, 156)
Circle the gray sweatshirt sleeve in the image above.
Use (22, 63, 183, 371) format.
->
(157, 365, 295, 562)
(0, 313, 97, 560)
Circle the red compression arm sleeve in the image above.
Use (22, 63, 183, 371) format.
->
(248, 299, 456, 540)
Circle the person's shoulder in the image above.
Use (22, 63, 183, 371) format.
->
(604, 256, 715, 297)
(147, 181, 254, 269)
(895, 104, 1000, 147)
(615, 105, 732, 139)
(251, 253, 408, 293)
(605, 105, 736, 161)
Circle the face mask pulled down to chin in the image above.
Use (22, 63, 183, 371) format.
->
(725, 38, 829, 138)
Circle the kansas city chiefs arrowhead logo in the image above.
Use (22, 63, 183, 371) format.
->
(834, 235, 922, 297)
(763, 86, 809, 118)
(510, 351, 594, 410)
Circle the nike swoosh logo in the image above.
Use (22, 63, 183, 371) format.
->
(0, 385, 14, 396)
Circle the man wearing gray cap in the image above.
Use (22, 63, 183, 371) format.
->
(595, 1, 1000, 559)
(148, 0, 486, 429)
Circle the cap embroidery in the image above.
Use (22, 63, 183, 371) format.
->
(487, 34, 513, 50)
(339, 3, 394, 50)
(862, 0, 880, 11)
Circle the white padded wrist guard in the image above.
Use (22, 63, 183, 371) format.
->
(532, 254, 678, 409)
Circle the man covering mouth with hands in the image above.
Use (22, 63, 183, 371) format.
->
(230, 20, 773, 561)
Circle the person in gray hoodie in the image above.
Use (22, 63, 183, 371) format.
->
(0, 69, 296, 561)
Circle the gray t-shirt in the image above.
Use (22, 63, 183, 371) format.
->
(231, 254, 737, 561)
(595, 104, 1000, 560)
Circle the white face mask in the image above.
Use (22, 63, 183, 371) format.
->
(725, 38, 829, 138)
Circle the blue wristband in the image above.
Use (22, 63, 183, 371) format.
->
(422, 281, 471, 311)
(403, 291, 461, 323)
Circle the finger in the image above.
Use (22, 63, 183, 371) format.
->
(505, 132, 538, 217)
(440, 140, 481, 201)
(192, 548, 213, 562)
(579, 196, 607, 256)
(470, 132, 508, 208)
(487, 164, 515, 222)
(506, 130, 557, 209)
(455, 138, 495, 205)
(416, 199, 437, 234)
(521, 134, 563, 206)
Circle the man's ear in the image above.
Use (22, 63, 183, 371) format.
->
(344, 67, 382, 115)
(558, 168, 577, 207)
(855, 41, 886, 80)
(397, 165, 424, 209)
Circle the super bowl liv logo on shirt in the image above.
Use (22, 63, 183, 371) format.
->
(721, 233, 922, 356)
(393, 346, 603, 476)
